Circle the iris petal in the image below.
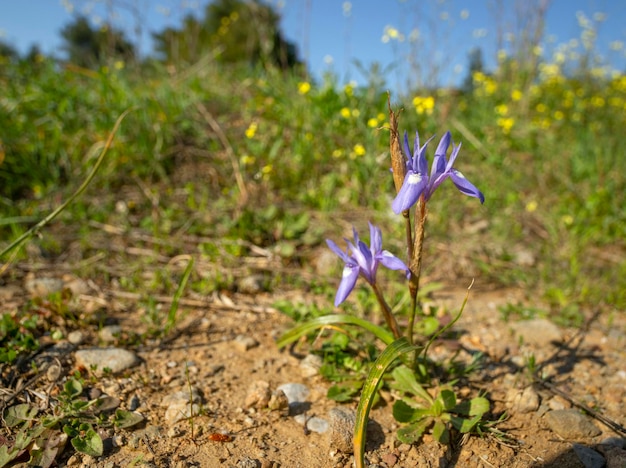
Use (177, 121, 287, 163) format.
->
(334, 265, 360, 306)
(450, 170, 485, 203)
(392, 171, 427, 214)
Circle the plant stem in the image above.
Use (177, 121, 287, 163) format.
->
(371, 282, 401, 339)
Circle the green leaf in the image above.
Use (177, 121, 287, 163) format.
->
(453, 396, 490, 417)
(276, 314, 395, 349)
(4, 403, 39, 427)
(440, 389, 457, 411)
(432, 420, 450, 444)
(71, 427, 103, 457)
(63, 378, 83, 399)
(113, 410, 145, 429)
(354, 337, 418, 468)
(0, 445, 20, 468)
(390, 365, 433, 404)
(396, 418, 432, 444)
(413, 316, 440, 336)
(327, 383, 360, 402)
(451, 414, 482, 433)
(392, 400, 418, 423)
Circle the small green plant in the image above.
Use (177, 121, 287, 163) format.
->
(391, 365, 490, 444)
(279, 97, 496, 467)
(1, 377, 143, 467)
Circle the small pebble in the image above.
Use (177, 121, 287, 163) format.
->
(233, 335, 259, 352)
(328, 408, 356, 454)
(75, 347, 140, 374)
(244, 380, 272, 409)
(67, 330, 85, 345)
(300, 354, 323, 378)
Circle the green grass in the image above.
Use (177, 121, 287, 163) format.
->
(1, 53, 625, 317)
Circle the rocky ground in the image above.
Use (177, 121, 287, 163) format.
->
(2, 262, 625, 468)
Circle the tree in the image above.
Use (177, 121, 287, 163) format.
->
(0, 40, 18, 63)
(60, 15, 136, 68)
(462, 47, 485, 93)
(152, 0, 300, 69)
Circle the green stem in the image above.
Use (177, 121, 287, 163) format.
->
(371, 282, 401, 339)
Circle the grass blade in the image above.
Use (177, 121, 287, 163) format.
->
(354, 337, 418, 468)
(276, 314, 395, 348)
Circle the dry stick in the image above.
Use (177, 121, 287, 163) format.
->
(407, 198, 427, 344)
(0, 109, 133, 274)
(195, 102, 248, 204)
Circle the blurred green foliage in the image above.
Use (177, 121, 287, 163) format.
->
(1, 13, 625, 315)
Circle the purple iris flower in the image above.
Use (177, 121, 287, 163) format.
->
(326, 222, 410, 306)
(391, 131, 485, 214)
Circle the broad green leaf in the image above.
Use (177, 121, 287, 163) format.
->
(396, 418, 432, 444)
(71, 427, 103, 457)
(432, 420, 450, 444)
(354, 337, 418, 468)
(453, 396, 490, 417)
(63, 379, 83, 399)
(390, 365, 433, 404)
(392, 399, 418, 423)
(113, 410, 145, 429)
(0, 445, 20, 468)
(4, 404, 38, 427)
(276, 314, 395, 348)
(440, 389, 457, 411)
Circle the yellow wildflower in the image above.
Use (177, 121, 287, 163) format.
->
(497, 117, 514, 134)
(511, 89, 523, 101)
(245, 122, 258, 139)
(340, 107, 351, 118)
(353, 144, 366, 156)
(495, 104, 508, 115)
(298, 81, 311, 95)
(367, 118, 379, 128)
(412, 96, 435, 115)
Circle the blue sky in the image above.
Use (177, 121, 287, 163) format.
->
(1, 0, 625, 89)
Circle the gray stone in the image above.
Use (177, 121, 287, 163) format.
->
(511, 318, 562, 347)
(67, 330, 86, 345)
(507, 386, 540, 414)
(328, 407, 356, 454)
(573, 444, 606, 468)
(596, 445, 626, 468)
(75, 347, 139, 374)
(276, 383, 309, 404)
(294, 414, 329, 434)
(299, 354, 323, 378)
(236, 457, 261, 468)
(544, 409, 602, 439)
